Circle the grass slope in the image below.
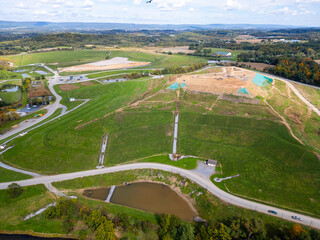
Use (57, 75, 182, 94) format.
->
(1, 79, 164, 174)
(0, 168, 31, 183)
(178, 98, 320, 216)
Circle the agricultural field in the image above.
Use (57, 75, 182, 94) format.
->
(0, 50, 207, 70)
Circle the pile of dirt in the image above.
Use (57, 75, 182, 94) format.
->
(59, 84, 80, 91)
(60, 57, 150, 72)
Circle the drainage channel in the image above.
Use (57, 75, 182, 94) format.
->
(97, 134, 109, 168)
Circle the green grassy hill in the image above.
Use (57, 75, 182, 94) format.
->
(1, 71, 320, 218)
(0, 50, 207, 69)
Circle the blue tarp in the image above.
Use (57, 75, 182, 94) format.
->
(238, 88, 249, 94)
(168, 82, 179, 90)
(168, 82, 187, 90)
(252, 74, 273, 87)
(180, 83, 187, 89)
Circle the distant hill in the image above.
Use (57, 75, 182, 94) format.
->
(0, 20, 302, 33)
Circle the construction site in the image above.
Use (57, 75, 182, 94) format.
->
(173, 67, 272, 98)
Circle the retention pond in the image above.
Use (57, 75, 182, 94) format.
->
(83, 182, 196, 221)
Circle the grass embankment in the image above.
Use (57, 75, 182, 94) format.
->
(269, 80, 320, 151)
(86, 69, 150, 79)
(0, 168, 31, 183)
(178, 90, 320, 217)
(1, 79, 168, 174)
(0, 70, 21, 80)
(135, 155, 198, 170)
(0, 185, 65, 236)
(292, 82, 320, 109)
(0, 91, 21, 103)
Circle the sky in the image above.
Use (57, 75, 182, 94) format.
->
(1, 0, 320, 26)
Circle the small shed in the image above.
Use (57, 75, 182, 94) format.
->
(70, 98, 75, 102)
(206, 159, 217, 167)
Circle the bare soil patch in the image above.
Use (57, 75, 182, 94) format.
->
(174, 67, 268, 97)
(224, 62, 275, 71)
(80, 82, 95, 86)
(27, 86, 51, 98)
(61, 57, 150, 72)
(59, 84, 80, 91)
(315, 60, 320, 64)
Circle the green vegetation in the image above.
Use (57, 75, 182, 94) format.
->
(0, 91, 21, 103)
(1, 80, 163, 174)
(53, 169, 319, 239)
(178, 98, 320, 217)
(0, 168, 31, 183)
(87, 69, 150, 79)
(136, 155, 198, 170)
(0, 185, 63, 235)
(0, 50, 207, 70)
(0, 70, 21, 80)
(292, 82, 320, 109)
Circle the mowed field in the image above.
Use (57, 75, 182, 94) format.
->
(0, 50, 207, 69)
(177, 90, 320, 217)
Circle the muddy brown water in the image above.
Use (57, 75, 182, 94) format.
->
(83, 182, 196, 221)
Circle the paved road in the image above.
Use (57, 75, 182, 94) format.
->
(0, 65, 64, 142)
(264, 72, 320, 117)
(0, 163, 319, 229)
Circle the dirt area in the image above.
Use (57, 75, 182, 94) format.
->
(80, 82, 95, 86)
(235, 39, 265, 44)
(223, 62, 275, 71)
(59, 84, 80, 91)
(157, 46, 195, 54)
(315, 60, 320, 64)
(60, 57, 150, 72)
(174, 67, 269, 98)
(27, 86, 51, 98)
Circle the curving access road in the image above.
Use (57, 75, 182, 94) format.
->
(0, 163, 319, 229)
(0, 64, 65, 142)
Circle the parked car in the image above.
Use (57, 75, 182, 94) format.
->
(292, 216, 303, 221)
(268, 210, 277, 215)
(19, 131, 28, 137)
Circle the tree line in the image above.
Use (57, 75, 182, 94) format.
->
(39, 196, 320, 240)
